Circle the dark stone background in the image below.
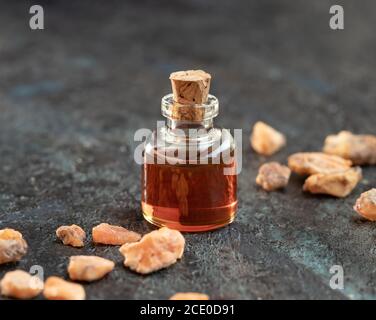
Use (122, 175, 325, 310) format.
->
(0, 0, 375, 300)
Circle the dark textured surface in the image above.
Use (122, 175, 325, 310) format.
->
(0, 0, 375, 300)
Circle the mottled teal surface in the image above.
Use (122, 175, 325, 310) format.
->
(0, 0, 375, 300)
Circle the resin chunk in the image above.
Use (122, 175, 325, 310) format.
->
(354, 188, 376, 221)
(92, 223, 141, 245)
(0, 228, 28, 265)
(169, 292, 209, 300)
(43, 276, 85, 300)
(288, 152, 352, 176)
(56, 224, 86, 248)
(323, 131, 376, 165)
(119, 227, 185, 274)
(303, 167, 362, 198)
(250, 121, 286, 156)
(68, 255, 115, 282)
(0, 270, 43, 299)
(256, 162, 291, 191)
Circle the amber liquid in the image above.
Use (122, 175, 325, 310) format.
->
(142, 161, 237, 232)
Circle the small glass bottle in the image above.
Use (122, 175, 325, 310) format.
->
(141, 70, 237, 232)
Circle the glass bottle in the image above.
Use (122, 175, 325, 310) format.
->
(141, 89, 237, 232)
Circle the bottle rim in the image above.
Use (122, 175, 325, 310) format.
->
(161, 93, 219, 121)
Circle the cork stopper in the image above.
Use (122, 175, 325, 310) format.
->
(169, 70, 212, 121)
(170, 70, 211, 104)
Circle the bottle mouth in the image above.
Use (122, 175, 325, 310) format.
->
(161, 93, 219, 121)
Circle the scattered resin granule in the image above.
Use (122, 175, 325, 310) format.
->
(303, 167, 362, 198)
(0, 270, 43, 299)
(119, 227, 185, 274)
(256, 162, 291, 191)
(323, 131, 376, 165)
(92, 223, 141, 245)
(0, 228, 28, 265)
(68, 255, 115, 282)
(43, 276, 85, 300)
(169, 292, 209, 300)
(250, 121, 286, 156)
(56, 224, 86, 248)
(288, 152, 352, 176)
(354, 188, 376, 221)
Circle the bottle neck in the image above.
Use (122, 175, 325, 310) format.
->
(166, 118, 214, 131)
(161, 93, 219, 133)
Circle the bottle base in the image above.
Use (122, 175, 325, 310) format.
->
(141, 201, 237, 232)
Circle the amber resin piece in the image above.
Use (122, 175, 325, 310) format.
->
(354, 188, 376, 221)
(288, 152, 352, 176)
(43, 276, 85, 300)
(303, 167, 362, 198)
(119, 227, 185, 274)
(250, 121, 286, 156)
(0, 270, 43, 299)
(92, 223, 141, 246)
(323, 131, 376, 165)
(56, 224, 86, 248)
(169, 292, 209, 300)
(0, 228, 28, 265)
(256, 162, 291, 191)
(68, 255, 115, 282)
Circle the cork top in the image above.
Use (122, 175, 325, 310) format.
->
(169, 70, 211, 105)
(168, 70, 212, 121)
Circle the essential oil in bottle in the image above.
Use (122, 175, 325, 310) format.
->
(141, 70, 237, 232)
